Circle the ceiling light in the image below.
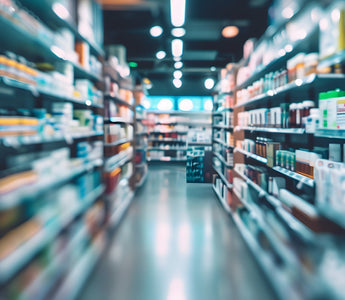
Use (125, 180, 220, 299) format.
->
(178, 98, 193, 111)
(170, 0, 186, 27)
(157, 98, 174, 111)
(174, 70, 183, 79)
(53, 3, 69, 20)
(171, 28, 186, 37)
(173, 79, 182, 88)
(222, 26, 239, 38)
(174, 61, 183, 69)
(210, 66, 216, 72)
(204, 78, 215, 90)
(156, 51, 166, 60)
(173, 56, 181, 62)
(172, 39, 183, 57)
(150, 25, 163, 37)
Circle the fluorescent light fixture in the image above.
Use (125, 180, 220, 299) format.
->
(173, 79, 182, 88)
(204, 78, 215, 90)
(157, 98, 174, 111)
(178, 99, 193, 111)
(171, 28, 186, 37)
(150, 25, 163, 37)
(174, 70, 183, 79)
(222, 26, 239, 38)
(156, 51, 166, 60)
(174, 61, 183, 69)
(172, 39, 183, 57)
(170, 0, 186, 27)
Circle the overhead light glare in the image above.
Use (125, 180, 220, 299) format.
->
(171, 28, 186, 37)
(210, 66, 216, 72)
(222, 26, 239, 38)
(170, 0, 186, 27)
(53, 3, 69, 20)
(173, 79, 182, 88)
(172, 39, 183, 57)
(174, 70, 183, 79)
(204, 78, 215, 90)
(173, 56, 182, 62)
(150, 25, 163, 37)
(174, 61, 183, 69)
(282, 7, 294, 19)
(156, 51, 166, 60)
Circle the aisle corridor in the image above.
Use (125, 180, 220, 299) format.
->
(79, 164, 276, 300)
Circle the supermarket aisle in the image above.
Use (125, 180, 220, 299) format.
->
(79, 164, 276, 300)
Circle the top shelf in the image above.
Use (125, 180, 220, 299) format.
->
(0, 15, 102, 83)
(19, 0, 104, 57)
(235, 74, 345, 108)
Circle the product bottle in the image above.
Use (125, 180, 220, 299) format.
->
(289, 103, 297, 128)
(296, 103, 304, 128)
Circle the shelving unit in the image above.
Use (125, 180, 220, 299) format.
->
(211, 1, 345, 299)
(0, 2, 107, 299)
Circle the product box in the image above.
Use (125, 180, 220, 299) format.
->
(270, 107, 281, 127)
(295, 150, 321, 179)
(266, 142, 281, 167)
(319, 3, 345, 59)
(75, 41, 90, 70)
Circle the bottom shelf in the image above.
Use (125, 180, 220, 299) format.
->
(136, 167, 148, 189)
(51, 233, 106, 300)
(109, 189, 134, 227)
(212, 185, 231, 213)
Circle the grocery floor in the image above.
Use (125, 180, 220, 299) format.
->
(79, 164, 276, 300)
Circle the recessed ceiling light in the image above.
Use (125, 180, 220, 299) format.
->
(174, 70, 183, 79)
(204, 78, 215, 90)
(173, 78, 182, 88)
(173, 56, 181, 61)
(170, 0, 186, 27)
(172, 39, 183, 57)
(222, 26, 239, 38)
(174, 61, 183, 69)
(156, 51, 166, 60)
(150, 26, 163, 37)
(171, 28, 186, 37)
(210, 66, 216, 72)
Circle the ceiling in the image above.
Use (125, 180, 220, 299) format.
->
(100, 0, 272, 96)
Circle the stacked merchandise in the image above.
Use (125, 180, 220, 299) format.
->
(212, 0, 345, 299)
(0, 1, 107, 299)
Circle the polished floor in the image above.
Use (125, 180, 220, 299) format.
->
(79, 164, 276, 300)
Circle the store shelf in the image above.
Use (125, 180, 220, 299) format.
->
(213, 152, 233, 168)
(148, 110, 211, 115)
(0, 131, 104, 148)
(73, 63, 102, 83)
(0, 77, 103, 109)
(213, 124, 233, 130)
(314, 129, 345, 139)
(104, 151, 133, 172)
(148, 157, 187, 162)
(20, 225, 88, 300)
(213, 138, 233, 148)
(136, 132, 149, 136)
(317, 50, 345, 71)
(236, 126, 305, 135)
(105, 117, 134, 124)
(105, 138, 132, 147)
(109, 189, 134, 227)
(105, 95, 134, 109)
(188, 142, 212, 146)
(231, 211, 298, 300)
(147, 147, 187, 151)
(213, 165, 233, 189)
(19, 0, 104, 58)
(135, 146, 148, 151)
(0, 185, 104, 284)
(0, 159, 103, 210)
(150, 131, 188, 135)
(235, 148, 268, 164)
(148, 139, 186, 143)
(51, 234, 105, 300)
(234, 169, 281, 208)
(212, 185, 231, 213)
(235, 74, 345, 108)
(272, 166, 314, 187)
(136, 169, 148, 188)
